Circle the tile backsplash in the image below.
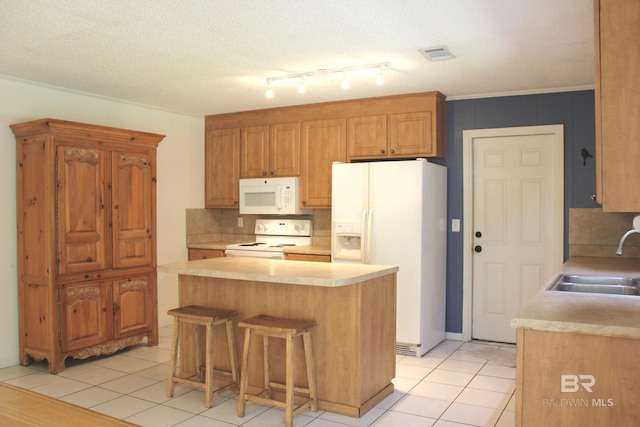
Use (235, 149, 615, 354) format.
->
(569, 208, 640, 258)
(186, 208, 331, 247)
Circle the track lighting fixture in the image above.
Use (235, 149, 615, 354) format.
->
(265, 80, 273, 98)
(376, 65, 386, 86)
(264, 62, 390, 98)
(341, 70, 350, 89)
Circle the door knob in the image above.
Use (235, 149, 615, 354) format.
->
(474, 245, 482, 253)
(475, 231, 482, 238)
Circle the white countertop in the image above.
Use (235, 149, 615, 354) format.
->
(187, 241, 332, 256)
(511, 256, 640, 338)
(158, 257, 398, 287)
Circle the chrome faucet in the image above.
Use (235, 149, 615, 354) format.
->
(616, 214, 640, 256)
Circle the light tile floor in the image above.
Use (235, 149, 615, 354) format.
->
(0, 326, 516, 427)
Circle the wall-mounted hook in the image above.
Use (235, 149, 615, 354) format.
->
(581, 148, 593, 166)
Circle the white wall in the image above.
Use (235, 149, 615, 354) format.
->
(0, 76, 204, 368)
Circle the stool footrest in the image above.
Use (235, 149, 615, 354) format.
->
(172, 375, 237, 393)
(268, 381, 312, 396)
(244, 392, 314, 416)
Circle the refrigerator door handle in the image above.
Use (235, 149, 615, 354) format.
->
(365, 208, 374, 264)
(360, 208, 368, 263)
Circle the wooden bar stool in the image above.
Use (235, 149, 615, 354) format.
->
(166, 305, 239, 408)
(237, 314, 318, 427)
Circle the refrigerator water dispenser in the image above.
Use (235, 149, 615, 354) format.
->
(332, 221, 362, 262)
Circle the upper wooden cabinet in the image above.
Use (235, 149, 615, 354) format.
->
(240, 122, 301, 178)
(347, 114, 387, 158)
(594, 0, 640, 212)
(301, 119, 347, 208)
(11, 118, 163, 373)
(205, 128, 240, 208)
(348, 108, 443, 160)
(205, 91, 446, 209)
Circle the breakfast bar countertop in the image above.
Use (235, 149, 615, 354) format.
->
(511, 256, 640, 338)
(158, 256, 398, 287)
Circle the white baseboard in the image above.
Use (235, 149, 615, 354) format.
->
(445, 331, 464, 342)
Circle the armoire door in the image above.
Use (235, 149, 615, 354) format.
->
(60, 282, 111, 351)
(113, 275, 154, 338)
(112, 150, 155, 268)
(56, 144, 108, 275)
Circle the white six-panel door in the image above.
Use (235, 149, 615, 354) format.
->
(463, 125, 564, 343)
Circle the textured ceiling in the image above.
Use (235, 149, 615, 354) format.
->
(0, 0, 594, 117)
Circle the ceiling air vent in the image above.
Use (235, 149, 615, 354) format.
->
(419, 46, 454, 61)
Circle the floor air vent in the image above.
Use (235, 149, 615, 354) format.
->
(396, 342, 420, 357)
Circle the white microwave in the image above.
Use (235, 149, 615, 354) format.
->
(239, 177, 311, 215)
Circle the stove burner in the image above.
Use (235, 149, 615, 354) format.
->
(238, 242, 266, 247)
(271, 243, 296, 247)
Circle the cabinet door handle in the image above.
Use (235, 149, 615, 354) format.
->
(390, 149, 395, 154)
(262, 171, 267, 176)
(270, 171, 275, 176)
(381, 149, 386, 154)
(474, 245, 482, 253)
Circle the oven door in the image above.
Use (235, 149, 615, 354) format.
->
(224, 249, 284, 260)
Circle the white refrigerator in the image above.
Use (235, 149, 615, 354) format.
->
(331, 159, 447, 357)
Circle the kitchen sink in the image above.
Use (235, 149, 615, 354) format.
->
(547, 274, 640, 296)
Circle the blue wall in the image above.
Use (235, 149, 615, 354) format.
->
(434, 90, 599, 333)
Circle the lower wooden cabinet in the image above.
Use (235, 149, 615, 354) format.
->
(516, 328, 640, 426)
(59, 275, 156, 357)
(284, 253, 331, 262)
(188, 249, 226, 260)
(60, 282, 111, 352)
(113, 276, 155, 339)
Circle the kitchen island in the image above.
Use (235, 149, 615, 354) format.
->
(511, 256, 640, 426)
(159, 257, 398, 417)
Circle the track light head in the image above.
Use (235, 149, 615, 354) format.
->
(341, 70, 350, 89)
(265, 80, 274, 98)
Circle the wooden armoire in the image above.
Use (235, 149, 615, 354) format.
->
(11, 118, 164, 373)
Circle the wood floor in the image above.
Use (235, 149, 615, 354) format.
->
(0, 383, 139, 426)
